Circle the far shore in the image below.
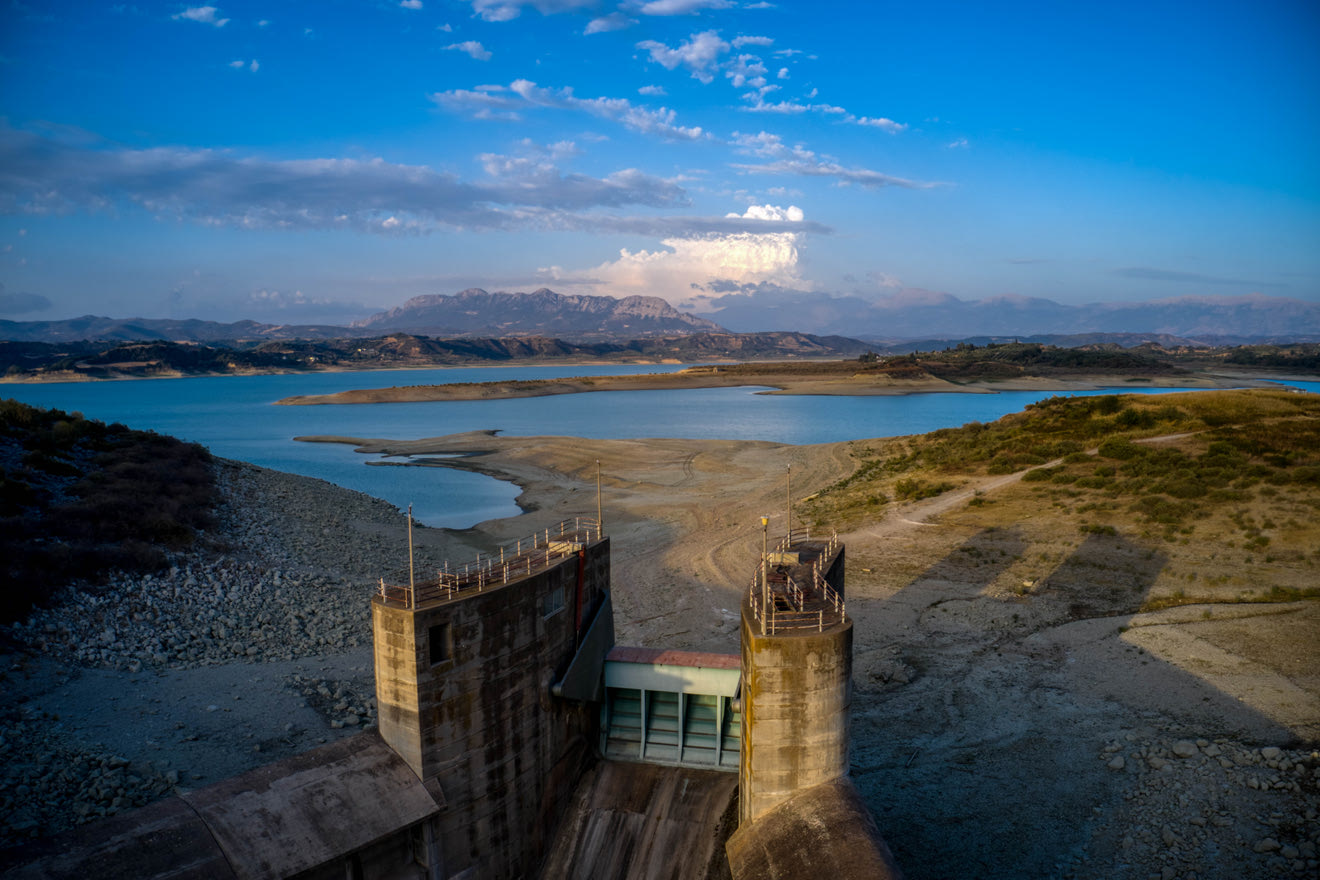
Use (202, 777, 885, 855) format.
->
(275, 367, 1281, 405)
(0, 357, 690, 385)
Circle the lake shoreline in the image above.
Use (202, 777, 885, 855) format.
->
(275, 368, 1282, 405)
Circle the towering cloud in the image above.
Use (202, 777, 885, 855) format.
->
(541, 204, 812, 308)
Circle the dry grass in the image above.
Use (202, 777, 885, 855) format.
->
(808, 390, 1320, 612)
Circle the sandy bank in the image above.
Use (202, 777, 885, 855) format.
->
(275, 368, 1264, 405)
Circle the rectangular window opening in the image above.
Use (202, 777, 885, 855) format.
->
(543, 585, 565, 618)
(428, 622, 452, 666)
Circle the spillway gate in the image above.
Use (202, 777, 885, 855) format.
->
(601, 647, 742, 771)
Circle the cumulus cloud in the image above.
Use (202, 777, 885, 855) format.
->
(467, 0, 595, 22)
(725, 53, 768, 89)
(400, 0, 423, 8)
(0, 125, 692, 234)
(229, 59, 259, 72)
(172, 5, 228, 26)
(435, 79, 705, 140)
(446, 40, 492, 60)
(539, 203, 815, 307)
(638, 84, 667, 96)
(732, 35, 773, 47)
(636, 30, 729, 83)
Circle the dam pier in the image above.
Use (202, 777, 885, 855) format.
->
(4, 516, 901, 879)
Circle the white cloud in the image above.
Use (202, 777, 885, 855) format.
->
(541, 203, 812, 307)
(172, 5, 229, 26)
(585, 12, 635, 33)
(732, 35, 773, 48)
(736, 157, 939, 190)
(228, 58, 259, 72)
(638, 0, 733, 14)
(467, 0, 595, 22)
(636, 30, 729, 83)
(852, 116, 906, 133)
(433, 79, 705, 140)
(725, 53, 767, 88)
(430, 88, 522, 120)
(446, 40, 493, 60)
(638, 85, 666, 96)
(437, 22, 453, 31)
(948, 137, 969, 149)
(400, 0, 423, 8)
(257, 19, 270, 27)
(742, 94, 907, 132)
(776, 67, 788, 79)
(730, 131, 938, 189)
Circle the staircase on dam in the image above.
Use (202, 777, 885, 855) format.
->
(600, 647, 742, 771)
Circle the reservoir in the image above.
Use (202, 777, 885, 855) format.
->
(4, 368, 1315, 529)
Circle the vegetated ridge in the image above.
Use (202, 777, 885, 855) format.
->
(807, 388, 1320, 611)
(0, 400, 218, 622)
(0, 331, 870, 381)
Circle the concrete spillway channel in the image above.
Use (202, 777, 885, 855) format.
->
(539, 760, 739, 880)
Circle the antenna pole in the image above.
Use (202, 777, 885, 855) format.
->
(407, 503, 416, 605)
(596, 459, 603, 537)
(786, 464, 792, 539)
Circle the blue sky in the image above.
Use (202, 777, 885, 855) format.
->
(0, 0, 1316, 325)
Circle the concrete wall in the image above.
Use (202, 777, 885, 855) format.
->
(737, 602, 852, 826)
(373, 538, 611, 879)
(726, 777, 903, 880)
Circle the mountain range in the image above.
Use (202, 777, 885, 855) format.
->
(704, 289, 1320, 341)
(1, 289, 1317, 345)
(352, 288, 723, 338)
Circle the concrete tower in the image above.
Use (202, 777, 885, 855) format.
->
(371, 518, 613, 878)
(737, 531, 851, 825)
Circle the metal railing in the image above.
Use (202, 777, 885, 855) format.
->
(748, 531, 846, 635)
(378, 517, 602, 609)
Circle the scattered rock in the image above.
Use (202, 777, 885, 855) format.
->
(1171, 740, 1199, 758)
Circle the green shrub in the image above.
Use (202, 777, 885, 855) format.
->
(1098, 437, 1143, 460)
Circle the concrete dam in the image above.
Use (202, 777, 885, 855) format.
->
(4, 518, 902, 879)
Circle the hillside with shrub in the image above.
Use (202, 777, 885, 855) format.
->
(0, 400, 218, 622)
(807, 389, 1320, 611)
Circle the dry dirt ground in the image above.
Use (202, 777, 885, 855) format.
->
(3, 430, 1318, 878)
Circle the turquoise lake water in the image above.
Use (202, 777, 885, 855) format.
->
(5, 369, 1316, 529)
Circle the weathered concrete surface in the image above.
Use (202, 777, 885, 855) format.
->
(182, 733, 441, 880)
(538, 760, 739, 880)
(726, 776, 903, 880)
(0, 732, 440, 880)
(738, 607, 852, 825)
(373, 539, 611, 877)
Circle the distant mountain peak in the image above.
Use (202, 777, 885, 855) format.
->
(351, 288, 725, 339)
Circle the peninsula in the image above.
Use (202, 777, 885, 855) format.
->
(275, 346, 1271, 406)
